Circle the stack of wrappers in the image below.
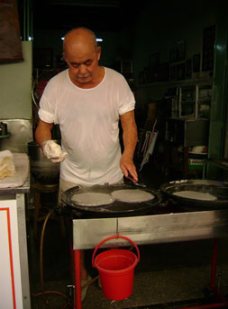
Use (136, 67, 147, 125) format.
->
(0, 150, 16, 179)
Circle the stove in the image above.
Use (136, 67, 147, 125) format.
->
(57, 180, 228, 248)
(63, 180, 228, 309)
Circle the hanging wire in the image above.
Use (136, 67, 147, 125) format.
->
(32, 209, 68, 306)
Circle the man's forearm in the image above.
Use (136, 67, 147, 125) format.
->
(120, 110, 138, 160)
(35, 120, 53, 145)
(122, 127, 138, 160)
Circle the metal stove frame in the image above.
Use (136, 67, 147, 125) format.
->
(72, 208, 228, 309)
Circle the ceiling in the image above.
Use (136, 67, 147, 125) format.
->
(33, 0, 146, 33)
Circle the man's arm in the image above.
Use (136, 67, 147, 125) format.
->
(35, 120, 54, 145)
(35, 120, 67, 163)
(120, 110, 138, 182)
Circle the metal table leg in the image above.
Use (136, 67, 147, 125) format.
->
(181, 239, 228, 309)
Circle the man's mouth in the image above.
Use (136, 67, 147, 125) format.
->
(78, 75, 90, 79)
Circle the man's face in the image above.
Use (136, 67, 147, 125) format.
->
(64, 47, 101, 87)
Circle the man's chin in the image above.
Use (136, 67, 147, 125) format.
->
(77, 76, 91, 83)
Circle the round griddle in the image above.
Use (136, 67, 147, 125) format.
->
(160, 179, 228, 209)
(61, 183, 162, 217)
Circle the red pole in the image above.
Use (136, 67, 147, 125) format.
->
(181, 239, 228, 309)
(74, 250, 82, 309)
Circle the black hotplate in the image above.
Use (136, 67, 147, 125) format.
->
(60, 183, 164, 218)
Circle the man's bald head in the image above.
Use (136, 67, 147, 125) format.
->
(62, 27, 102, 88)
(63, 27, 98, 56)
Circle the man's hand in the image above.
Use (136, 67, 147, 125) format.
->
(120, 155, 138, 183)
(42, 140, 67, 163)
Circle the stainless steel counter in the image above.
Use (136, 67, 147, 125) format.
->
(0, 178, 30, 195)
(73, 208, 228, 249)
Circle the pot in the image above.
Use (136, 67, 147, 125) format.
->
(27, 141, 60, 184)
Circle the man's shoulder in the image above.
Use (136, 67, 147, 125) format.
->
(105, 67, 125, 82)
(48, 69, 68, 85)
(42, 69, 68, 96)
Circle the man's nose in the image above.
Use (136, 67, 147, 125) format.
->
(78, 64, 87, 74)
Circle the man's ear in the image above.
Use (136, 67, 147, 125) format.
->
(62, 52, 66, 62)
(97, 46, 101, 61)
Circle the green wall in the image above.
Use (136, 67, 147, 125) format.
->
(0, 41, 32, 119)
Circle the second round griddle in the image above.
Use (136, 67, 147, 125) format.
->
(160, 179, 228, 209)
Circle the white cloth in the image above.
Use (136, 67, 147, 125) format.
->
(38, 67, 135, 186)
(42, 140, 67, 163)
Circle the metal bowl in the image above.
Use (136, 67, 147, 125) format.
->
(27, 141, 60, 184)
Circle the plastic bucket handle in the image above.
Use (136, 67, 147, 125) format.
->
(92, 234, 140, 267)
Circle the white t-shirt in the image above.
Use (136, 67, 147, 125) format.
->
(38, 67, 135, 186)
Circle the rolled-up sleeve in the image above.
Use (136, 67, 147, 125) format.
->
(118, 76, 135, 115)
(119, 97, 135, 115)
(38, 84, 56, 123)
(38, 108, 54, 123)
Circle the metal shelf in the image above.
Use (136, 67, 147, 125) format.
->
(137, 78, 212, 89)
(0, 133, 10, 139)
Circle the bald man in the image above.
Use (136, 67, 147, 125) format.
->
(35, 27, 138, 300)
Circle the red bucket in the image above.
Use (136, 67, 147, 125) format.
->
(92, 234, 140, 301)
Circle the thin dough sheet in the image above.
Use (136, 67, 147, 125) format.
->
(72, 191, 114, 206)
(111, 189, 154, 203)
(173, 190, 217, 201)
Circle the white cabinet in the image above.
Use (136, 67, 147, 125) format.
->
(0, 194, 31, 309)
(175, 83, 212, 119)
(197, 84, 212, 119)
(0, 198, 23, 308)
(0, 153, 31, 309)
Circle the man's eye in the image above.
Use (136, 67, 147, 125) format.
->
(85, 61, 92, 66)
